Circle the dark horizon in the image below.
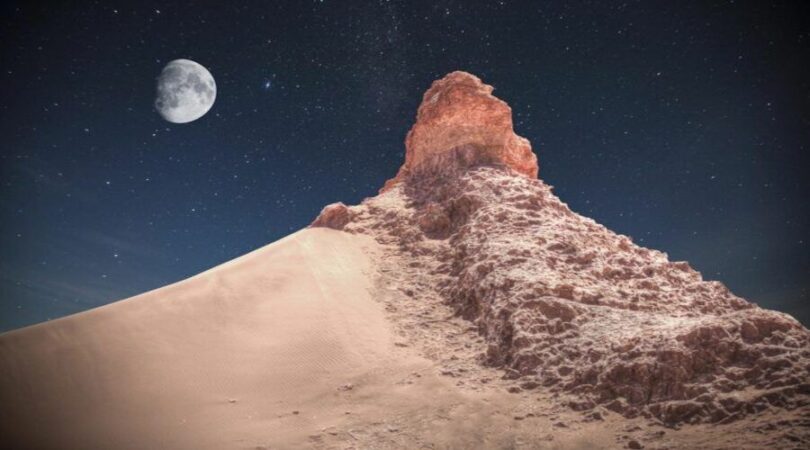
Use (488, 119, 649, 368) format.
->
(1, 0, 808, 331)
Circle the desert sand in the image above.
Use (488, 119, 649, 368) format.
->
(0, 228, 620, 450)
(2, 225, 806, 449)
(0, 228, 800, 449)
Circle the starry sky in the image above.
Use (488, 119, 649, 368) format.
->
(1, 0, 808, 331)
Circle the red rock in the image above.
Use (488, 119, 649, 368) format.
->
(381, 71, 537, 192)
(311, 202, 350, 230)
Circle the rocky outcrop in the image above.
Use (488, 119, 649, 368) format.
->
(315, 72, 810, 427)
(381, 71, 537, 192)
(346, 167, 810, 427)
(311, 202, 351, 230)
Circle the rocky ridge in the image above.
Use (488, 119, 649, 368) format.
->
(312, 72, 810, 429)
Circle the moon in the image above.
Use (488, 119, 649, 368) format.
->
(155, 59, 216, 123)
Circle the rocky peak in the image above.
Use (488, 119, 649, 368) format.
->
(381, 71, 538, 192)
(312, 71, 810, 430)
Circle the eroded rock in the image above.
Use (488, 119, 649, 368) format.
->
(311, 202, 351, 230)
(312, 71, 810, 427)
(381, 71, 537, 192)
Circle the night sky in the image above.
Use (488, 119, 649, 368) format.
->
(1, 1, 808, 331)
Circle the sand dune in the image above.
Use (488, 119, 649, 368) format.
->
(0, 229, 415, 449)
(3, 228, 616, 450)
(3, 221, 803, 450)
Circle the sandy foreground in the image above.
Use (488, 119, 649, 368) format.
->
(0, 228, 801, 449)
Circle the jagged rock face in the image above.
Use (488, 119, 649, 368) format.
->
(313, 72, 810, 426)
(381, 71, 538, 192)
(340, 168, 810, 426)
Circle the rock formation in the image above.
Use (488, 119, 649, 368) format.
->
(311, 202, 351, 230)
(314, 71, 810, 428)
(380, 71, 537, 192)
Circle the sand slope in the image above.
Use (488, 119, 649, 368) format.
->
(4, 226, 797, 449)
(1, 227, 622, 450)
(4, 228, 613, 450)
(0, 229, 413, 449)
